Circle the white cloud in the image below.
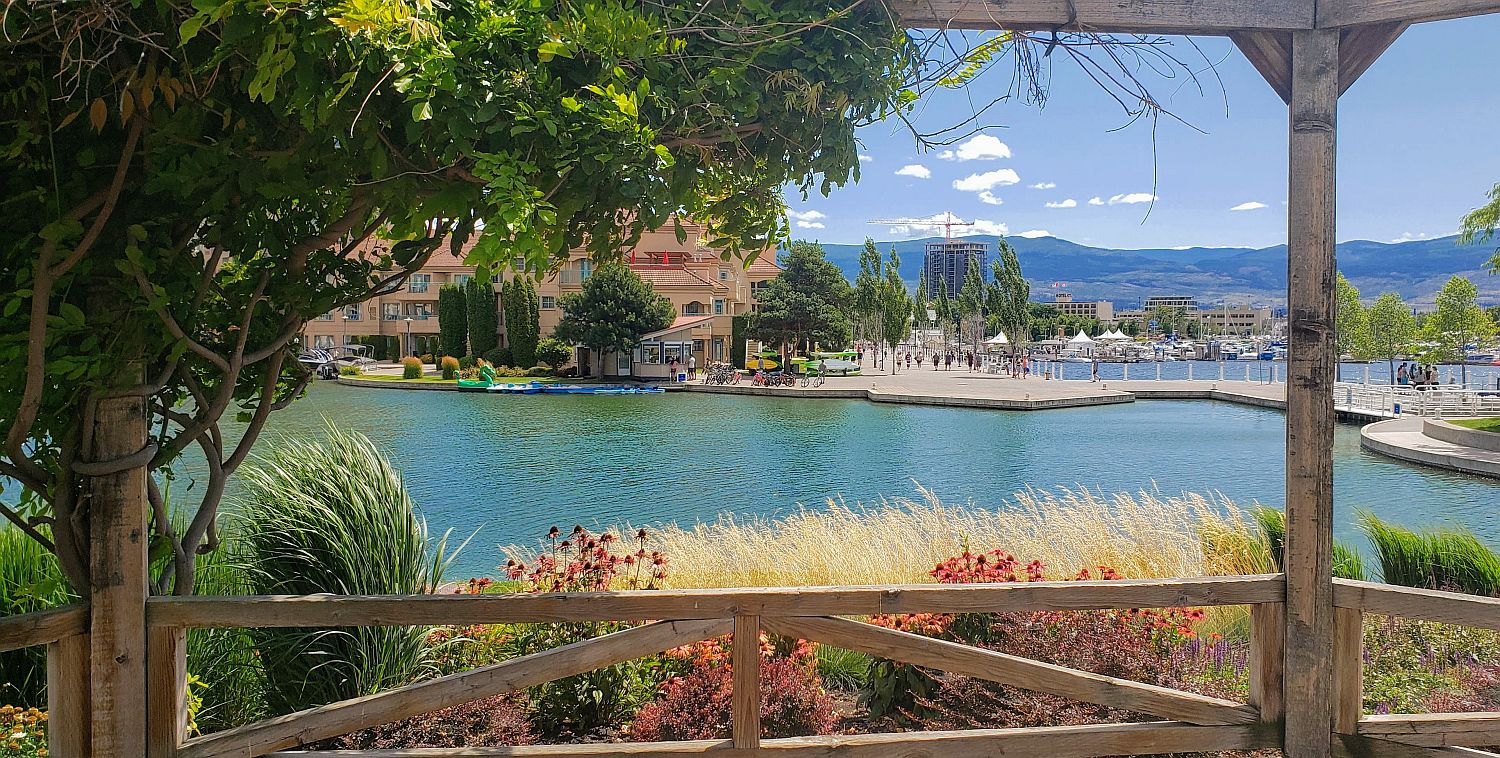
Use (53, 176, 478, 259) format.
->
(978, 191, 1004, 206)
(1016, 229, 1052, 239)
(952, 168, 1021, 192)
(1045, 198, 1078, 209)
(858, 154, 873, 163)
(968, 219, 1010, 236)
(883, 213, 1007, 239)
(787, 210, 825, 222)
(1391, 231, 1432, 243)
(939, 134, 1012, 161)
(1230, 201, 1268, 212)
(796, 221, 825, 229)
(1029, 182, 1057, 190)
(1088, 197, 1105, 206)
(896, 164, 932, 179)
(1107, 192, 1157, 205)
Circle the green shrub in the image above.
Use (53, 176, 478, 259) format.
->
(535, 337, 572, 370)
(1359, 511, 1500, 595)
(524, 365, 552, 377)
(189, 541, 269, 731)
(0, 526, 73, 708)
(339, 364, 362, 376)
(1253, 506, 1368, 580)
(420, 353, 435, 365)
(441, 356, 460, 380)
(482, 347, 512, 367)
(234, 428, 458, 715)
(814, 644, 871, 691)
(459, 355, 478, 370)
(402, 357, 423, 379)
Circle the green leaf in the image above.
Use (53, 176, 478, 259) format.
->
(537, 41, 572, 61)
(59, 303, 86, 328)
(412, 100, 433, 122)
(179, 14, 208, 45)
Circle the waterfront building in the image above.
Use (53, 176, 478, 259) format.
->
(922, 239, 987, 298)
(301, 219, 780, 371)
(1143, 294, 1199, 311)
(1052, 292, 1114, 323)
(1199, 305, 1274, 336)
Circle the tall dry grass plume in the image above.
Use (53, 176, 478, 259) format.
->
(641, 485, 1274, 589)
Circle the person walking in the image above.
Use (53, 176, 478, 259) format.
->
(688, 354, 697, 381)
(944, 353, 952, 371)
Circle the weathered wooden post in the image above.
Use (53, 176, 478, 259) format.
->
(87, 388, 151, 757)
(1283, 27, 1340, 758)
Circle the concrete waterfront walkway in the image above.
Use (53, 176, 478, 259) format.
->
(1361, 417, 1500, 479)
(682, 367, 1288, 412)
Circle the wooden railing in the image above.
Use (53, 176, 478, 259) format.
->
(8, 574, 1500, 757)
(0, 604, 90, 757)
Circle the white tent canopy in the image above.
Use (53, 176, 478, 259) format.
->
(985, 332, 1009, 345)
(1100, 329, 1128, 340)
(1068, 330, 1095, 345)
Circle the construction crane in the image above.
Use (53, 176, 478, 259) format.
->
(867, 213, 975, 242)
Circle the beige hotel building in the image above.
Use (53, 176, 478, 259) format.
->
(302, 220, 782, 375)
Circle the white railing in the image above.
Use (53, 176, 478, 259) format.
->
(1333, 382, 1500, 418)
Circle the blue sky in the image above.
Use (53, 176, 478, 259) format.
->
(783, 16, 1500, 250)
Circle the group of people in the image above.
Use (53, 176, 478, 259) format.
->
(890, 350, 978, 371)
(1396, 362, 1447, 388)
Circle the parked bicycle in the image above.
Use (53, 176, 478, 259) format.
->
(703, 362, 740, 385)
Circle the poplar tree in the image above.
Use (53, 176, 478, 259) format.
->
(438, 285, 469, 359)
(466, 274, 500, 357)
(1335, 272, 1368, 359)
(988, 240, 1031, 366)
(880, 249, 912, 370)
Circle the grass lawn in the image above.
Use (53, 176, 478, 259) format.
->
(1449, 417, 1500, 433)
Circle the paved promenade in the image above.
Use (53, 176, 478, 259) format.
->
(682, 366, 1288, 412)
(1361, 417, 1500, 479)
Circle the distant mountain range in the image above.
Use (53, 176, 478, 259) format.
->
(813, 234, 1500, 308)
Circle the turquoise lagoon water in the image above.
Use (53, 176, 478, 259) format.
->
(175, 381, 1500, 578)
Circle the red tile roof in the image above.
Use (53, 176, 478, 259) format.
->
(746, 253, 782, 277)
(635, 266, 722, 289)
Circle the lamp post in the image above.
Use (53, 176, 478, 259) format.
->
(404, 317, 414, 358)
(341, 310, 353, 350)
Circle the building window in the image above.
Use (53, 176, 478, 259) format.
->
(453, 273, 472, 286)
(409, 274, 431, 293)
(406, 303, 433, 318)
(641, 342, 662, 364)
(713, 299, 725, 315)
(664, 343, 684, 365)
(383, 303, 400, 321)
(540, 296, 557, 310)
(344, 304, 360, 321)
(312, 334, 335, 348)
(579, 259, 593, 281)
(616, 351, 631, 374)
(712, 337, 725, 360)
(317, 312, 334, 321)
(718, 269, 729, 281)
(683, 302, 704, 316)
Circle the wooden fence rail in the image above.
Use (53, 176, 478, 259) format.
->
(16, 577, 1500, 756)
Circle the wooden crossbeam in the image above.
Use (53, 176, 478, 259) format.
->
(147, 574, 1286, 628)
(1231, 31, 1293, 103)
(886, 0, 1313, 33)
(1360, 713, 1500, 748)
(762, 615, 1259, 726)
(1339, 22, 1407, 94)
(270, 721, 1278, 757)
(178, 618, 732, 758)
(1318, 0, 1500, 28)
(1333, 579, 1500, 631)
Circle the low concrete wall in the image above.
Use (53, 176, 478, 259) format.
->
(1423, 418, 1500, 452)
(1361, 419, 1500, 479)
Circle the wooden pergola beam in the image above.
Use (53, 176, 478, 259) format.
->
(888, 0, 1313, 34)
(1339, 22, 1408, 95)
(1230, 31, 1293, 103)
(1233, 21, 1407, 104)
(1317, 0, 1500, 28)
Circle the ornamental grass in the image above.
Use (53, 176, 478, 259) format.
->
(645, 485, 1273, 589)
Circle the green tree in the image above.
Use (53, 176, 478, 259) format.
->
(466, 274, 500, 357)
(934, 287, 956, 351)
(1365, 292, 1418, 384)
(1423, 275, 1495, 384)
(1336, 272, 1368, 359)
(956, 259, 986, 356)
(987, 240, 1031, 367)
(1460, 183, 1500, 271)
(880, 250, 911, 370)
(0, 0, 918, 594)
(438, 284, 469, 358)
(535, 337, 573, 371)
(747, 241, 852, 355)
(555, 263, 674, 375)
(853, 239, 884, 350)
(505, 278, 542, 367)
